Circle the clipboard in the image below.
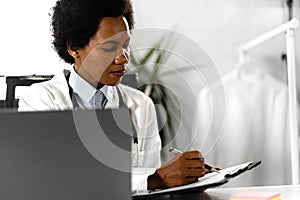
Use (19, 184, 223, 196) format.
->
(133, 160, 261, 198)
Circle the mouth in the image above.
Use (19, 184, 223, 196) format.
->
(110, 69, 125, 77)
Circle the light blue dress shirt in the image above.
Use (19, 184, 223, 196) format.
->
(68, 68, 112, 109)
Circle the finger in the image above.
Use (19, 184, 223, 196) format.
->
(204, 167, 210, 173)
(182, 150, 204, 160)
(183, 177, 199, 185)
(182, 159, 205, 169)
(184, 168, 205, 178)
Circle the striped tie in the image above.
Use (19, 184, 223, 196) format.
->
(94, 90, 108, 109)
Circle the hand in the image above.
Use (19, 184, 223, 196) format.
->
(204, 164, 222, 174)
(147, 150, 205, 190)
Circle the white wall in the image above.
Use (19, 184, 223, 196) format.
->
(0, 0, 68, 75)
(133, 0, 298, 78)
(0, 0, 69, 99)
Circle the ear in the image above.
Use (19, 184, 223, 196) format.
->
(67, 44, 80, 59)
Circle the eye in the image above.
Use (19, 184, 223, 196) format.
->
(102, 45, 118, 52)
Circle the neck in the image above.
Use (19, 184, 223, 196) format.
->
(74, 65, 105, 89)
(96, 83, 105, 90)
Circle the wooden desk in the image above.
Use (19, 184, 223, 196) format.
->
(135, 185, 300, 200)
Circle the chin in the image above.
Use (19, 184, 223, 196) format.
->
(101, 77, 122, 86)
(104, 80, 122, 86)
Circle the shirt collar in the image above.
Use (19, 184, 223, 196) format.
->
(68, 67, 112, 104)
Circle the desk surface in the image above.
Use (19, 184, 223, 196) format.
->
(137, 185, 300, 200)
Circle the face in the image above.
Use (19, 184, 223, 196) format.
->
(70, 16, 131, 87)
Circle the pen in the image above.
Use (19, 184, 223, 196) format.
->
(169, 147, 220, 173)
(133, 136, 140, 168)
(130, 107, 140, 168)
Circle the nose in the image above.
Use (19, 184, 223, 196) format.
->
(114, 48, 129, 65)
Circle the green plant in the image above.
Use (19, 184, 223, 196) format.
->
(128, 33, 180, 149)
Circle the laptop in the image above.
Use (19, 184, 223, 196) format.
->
(0, 108, 133, 200)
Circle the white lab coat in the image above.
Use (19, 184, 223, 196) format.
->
(18, 70, 162, 193)
(191, 68, 292, 187)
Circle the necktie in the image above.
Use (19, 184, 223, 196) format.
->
(94, 90, 108, 109)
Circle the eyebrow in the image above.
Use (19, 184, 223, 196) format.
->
(100, 37, 131, 45)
